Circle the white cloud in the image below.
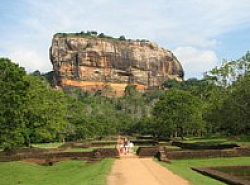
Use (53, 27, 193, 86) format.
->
(173, 47, 218, 78)
(6, 47, 50, 73)
(1, 0, 250, 77)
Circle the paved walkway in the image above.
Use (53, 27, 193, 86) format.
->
(107, 153, 189, 185)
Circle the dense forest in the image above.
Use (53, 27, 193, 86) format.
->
(0, 51, 249, 150)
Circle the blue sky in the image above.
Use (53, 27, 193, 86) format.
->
(1, 0, 250, 79)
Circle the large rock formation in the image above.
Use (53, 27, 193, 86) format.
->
(50, 33, 184, 96)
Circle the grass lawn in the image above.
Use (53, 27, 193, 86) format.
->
(66, 147, 94, 152)
(0, 158, 114, 185)
(31, 143, 63, 149)
(185, 137, 228, 143)
(159, 157, 250, 185)
(185, 136, 250, 146)
(66, 145, 117, 152)
(165, 145, 181, 150)
(235, 136, 250, 146)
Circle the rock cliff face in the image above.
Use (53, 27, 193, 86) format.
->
(50, 34, 184, 96)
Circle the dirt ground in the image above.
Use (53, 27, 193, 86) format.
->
(107, 153, 189, 185)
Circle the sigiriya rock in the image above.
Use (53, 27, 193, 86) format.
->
(50, 32, 184, 96)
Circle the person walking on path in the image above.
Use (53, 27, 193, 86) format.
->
(124, 138, 128, 154)
(117, 134, 125, 154)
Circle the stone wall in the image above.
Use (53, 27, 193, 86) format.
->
(136, 146, 160, 157)
(165, 147, 250, 160)
(192, 166, 250, 185)
(0, 148, 119, 163)
(172, 141, 239, 150)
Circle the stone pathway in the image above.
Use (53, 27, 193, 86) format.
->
(107, 152, 189, 185)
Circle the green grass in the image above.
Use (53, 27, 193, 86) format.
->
(237, 142, 250, 147)
(66, 147, 94, 152)
(133, 146, 139, 152)
(66, 145, 117, 152)
(159, 157, 250, 185)
(132, 145, 181, 153)
(165, 146, 181, 150)
(185, 137, 228, 143)
(0, 158, 114, 185)
(183, 136, 250, 148)
(235, 136, 250, 146)
(92, 141, 117, 143)
(31, 143, 63, 149)
(132, 145, 152, 152)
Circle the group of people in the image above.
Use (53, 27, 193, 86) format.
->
(117, 136, 134, 155)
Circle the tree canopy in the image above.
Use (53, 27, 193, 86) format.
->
(0, 58, 29, 150)
(153, 90, 203, 138)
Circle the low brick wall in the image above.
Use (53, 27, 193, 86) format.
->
(0, 156, 22, 162)
(0, 151, 93, 161)
(158, 142, 172, 146)
(172, 141, 239, 150)
(165, 147, 250, 160)
(136, 147, 160, 157)
(91, 141, 117, 147)
(136, 136, 154, 140)
(0, 148, 119, 163)
(93, 148, 119, 157)
(71, 143, 92, 148)
(131, 141, 158, 146)
(60, 141, 117, 148)
(0, 147, 66, 157)
(0, 148, 46, 156)
(236, 147, 250, 155)
(192, 166, 250, 185)
(59, 142, 87, 148)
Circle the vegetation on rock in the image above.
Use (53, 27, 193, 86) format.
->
(54, 30, 151, 42)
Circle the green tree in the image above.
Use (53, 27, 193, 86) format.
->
(204, 51, 250, 88)
(201, 52, 250, 135)
(98, 33, 105, 38)
(90, 30, 98, 36)
(65, 96, 89, 140)
(163, 80, 182, 89)
(216, 75, 250, 135)
(153, 90, 204, 139)
(125, 85, 138, 96)
(0, 58, 29, 150)
(24, 75, 67, 144)
(119, 35, 126, 40)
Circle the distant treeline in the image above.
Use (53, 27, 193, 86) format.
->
(54, 30, 150, 42)
(0, 51, 249, 150)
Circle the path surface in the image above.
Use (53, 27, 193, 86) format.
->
(107, 153, 189, 185)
